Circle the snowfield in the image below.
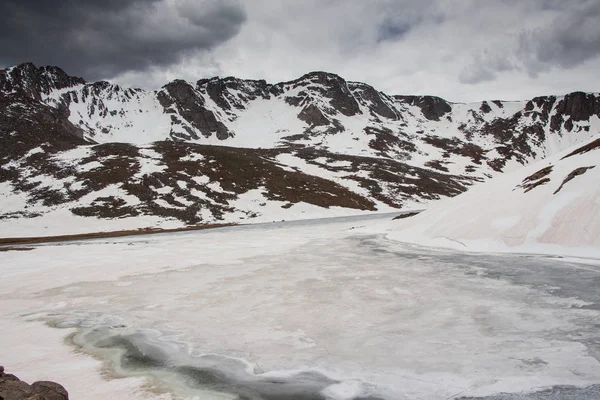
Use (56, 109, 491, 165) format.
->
(1, 213, 600, 400)
(385, 136, 600, 259)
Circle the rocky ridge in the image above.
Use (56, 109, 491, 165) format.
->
(0, 63, 599, 233)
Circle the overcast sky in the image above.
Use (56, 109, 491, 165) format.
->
(1, 0, 599, 102)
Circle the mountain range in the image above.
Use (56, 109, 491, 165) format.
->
(1, 62, 599, 236)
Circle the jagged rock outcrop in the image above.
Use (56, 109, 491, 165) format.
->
(552, 91, 600, 132)
(0, 63, 85, 101)
(349, 82, 398, 120)
(298, 103, 331, 127)
(158, 80, 231, 140)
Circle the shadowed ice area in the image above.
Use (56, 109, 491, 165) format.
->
(70, 327, 384, 400)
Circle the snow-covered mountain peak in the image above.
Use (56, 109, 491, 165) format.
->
(1, 62, 599, 233)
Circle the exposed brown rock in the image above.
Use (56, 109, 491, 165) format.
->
(422, 136, 486, 165)
(298, 104, 330, 127)
(158, 80, 231, 140)
(392, 211, 420, 220)
(365, 127, 416, 157)
(551, 92, 600, 132)
(522, 166, 553, 184)
(30, 382, 69, 400)
(480, 102, 492, 114)
(349, 82, 398, 120)
(0, 367, 68, 400)
(518, 166, 553, 193)
(561, 138, 600, 159)
(554, 166, 595, 194)
(424, 160, 450, 172)
(0, 379, 38, 400)
(522, 177, 551, 193)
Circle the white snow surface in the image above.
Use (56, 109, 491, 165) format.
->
(58, 87, 172, 144)
(1, 213, 599, 400)
(385, 136, 600, 258)
(208, 97, 309, 149)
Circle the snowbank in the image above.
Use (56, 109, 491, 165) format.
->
(387, 136, 600, 258)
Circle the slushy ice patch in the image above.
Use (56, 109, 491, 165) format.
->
(69, 325, 383, 400)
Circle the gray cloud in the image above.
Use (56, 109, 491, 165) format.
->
(376, 1, 446, 43)
(460, 0, 600, 85)
(459, 50, 518, 84)
(518, 0, 600, 74)
(377, 20, 413, 43)
(0, 0, 246, 80)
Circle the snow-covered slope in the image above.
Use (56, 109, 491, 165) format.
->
(1, 63, 599, 236)
(387, 136, 600, 257)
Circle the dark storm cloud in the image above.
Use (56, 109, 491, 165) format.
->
(0, 0, 246, 79)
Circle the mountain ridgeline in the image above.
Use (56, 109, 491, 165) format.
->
(0, 63, 599, 230)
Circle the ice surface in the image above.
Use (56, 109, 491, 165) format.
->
(1, 213, 599, 399)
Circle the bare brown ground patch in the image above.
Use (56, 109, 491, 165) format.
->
(0, 223, 235, 246)
(0, 246, 35, 252)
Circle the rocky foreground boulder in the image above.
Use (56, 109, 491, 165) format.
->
(0, 366, 68, 400)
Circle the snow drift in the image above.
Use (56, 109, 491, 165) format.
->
(387, 136, 600, 258)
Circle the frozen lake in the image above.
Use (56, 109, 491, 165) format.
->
(1, 213, 600, 399)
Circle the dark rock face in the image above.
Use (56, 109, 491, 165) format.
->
(0, 367, 68, 400)
(0, 63, 85, 101)
(197, 77, 272, 112)
(480, 101, 492, 114)
(284, 71, 361, 117)
(298, 104, 331, 127)
(201, 78, 233, 111)
(558, 91, 600, 122)
(394, 95, 452, 121)
(549, 91, 600, 132)
(348, 82, 398, 120)
(158, 80, 231, 141)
